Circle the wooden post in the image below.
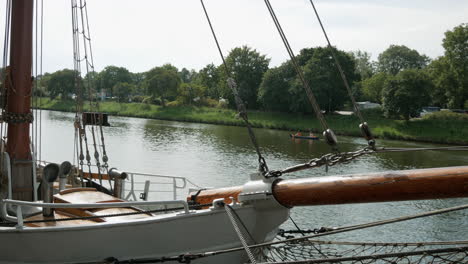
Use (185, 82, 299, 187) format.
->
(6, 0, 34, 201)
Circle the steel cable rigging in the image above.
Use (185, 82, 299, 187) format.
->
(200, 0, 272, 176)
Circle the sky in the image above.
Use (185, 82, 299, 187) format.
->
(0, 0, 467, 74)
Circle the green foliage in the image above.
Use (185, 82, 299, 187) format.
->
(200, 98, 219, 108)
(300, 47, 358, 113)
(421, 110, 468, 121)
(441, 23, 468, 108)
(217, 99, 229, 109)
(47, 69, 77, 99)
(37, 99, 468, 145)
(259, 47, 359, 113)
(426, 57, 453, 107)
(141, 96, 151, 104)
(218, 46, 270, 109)
(177, 83, 207, 105)
(360, 107, 384, 118)
(361, 72, 389, 103)
(195, 63, 220, 99)
(377, 45, 430, 75)
(166, 100, 183, 107)
(113, 82, 134, 102)
(129, 72, 146, 95)
(131, 95, 145, 103)
(145, 65, 181, 106)
(350, 50, 375, 80)
(382, 69, 432, 120)
(139, 103, 151, 111)
(258, 65, 291, 112)
(178, 68, 197, 83)
(98, 66, 132, 96)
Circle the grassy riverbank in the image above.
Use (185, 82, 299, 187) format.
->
(37, 98, 468, 145)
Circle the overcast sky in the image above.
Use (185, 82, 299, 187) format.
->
(1, 0, 467, 73)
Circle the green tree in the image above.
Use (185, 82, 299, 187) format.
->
(178, 68, 197, 83)
(177, 83, 206, 105)
(361, 72, 389, 103)
(426, 57, 454, 107)
(350, 50, 375, 80)
(83, 71, 100, 99)
(218, 46, 270, 109)
(258, 64, 293, 112)
(382, 69, 432, 120)
(99, 66, 132, 97)
(47, 69, 77, 99)
(442, 23, 468, 108)
(298, 47, 358, 113)
(113, 82, 134, 102)
(145, 66, 181, 106)
(195, 63, 220, 99)
(130, 72, 146, 95)
(377, 45, 430, 75)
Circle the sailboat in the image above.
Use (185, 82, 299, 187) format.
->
(0, 1, 467, 264)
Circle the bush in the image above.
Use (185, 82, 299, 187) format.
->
(166, 100, 183, 107)
(141, 96, 162, 105)
(141, 96, 153, 104)
(131, 95, 145, 103)
(139, 103, 151, 111)
(360, 107, 384, 118)
(200, 98, 219, 108)
(422, 111, 468, 121)
(217, 99, 229, 109)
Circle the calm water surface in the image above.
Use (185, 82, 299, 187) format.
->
(40, 110, 467, 242)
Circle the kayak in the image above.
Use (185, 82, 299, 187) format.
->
(289, 134, 320, 140)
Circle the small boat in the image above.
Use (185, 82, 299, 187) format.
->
(290, 134, 320, 140)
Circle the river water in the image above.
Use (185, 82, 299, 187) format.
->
(39, 110, 467, 243)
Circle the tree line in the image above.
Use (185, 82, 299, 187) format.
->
(3, 23, 465, 121)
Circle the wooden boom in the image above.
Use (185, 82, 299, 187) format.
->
(188, 166, 468, 207)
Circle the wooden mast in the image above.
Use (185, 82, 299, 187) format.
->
(6, 0, 34, 201)
(188, 166, 468, 206)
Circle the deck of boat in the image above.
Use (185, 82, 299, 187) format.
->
(25, 188, 152, 227)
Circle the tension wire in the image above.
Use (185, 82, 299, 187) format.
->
(309, 0, 375, 148)
(263, 0, 338, 150)
(200, 0, 271, 175)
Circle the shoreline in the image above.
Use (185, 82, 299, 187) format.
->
(35, 99, 468, 145)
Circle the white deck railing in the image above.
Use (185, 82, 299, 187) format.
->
(1, 199, 191, 228)
(123, 172, 202, 201)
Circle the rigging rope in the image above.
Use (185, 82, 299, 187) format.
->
(71, 0, 109, 187)
(200, 0, 271, 175)
(103, 204, 468, 264)
(278, 145, 468, 175)
(0, 0, 12, 175)
(309, 0, 375, 148)
(90, 126, 103, 186)
(263, 0, 338, 150)
(197, 203, 468, 257)
(225, 204, 257, 263)
(32, 0, 44, 166)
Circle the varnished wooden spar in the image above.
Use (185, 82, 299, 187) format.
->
(188, 186, 243, 205)
(187, 166, 468, 207)
(273, 166, 468, 207)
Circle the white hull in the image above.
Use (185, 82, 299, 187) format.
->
(0, 201, 289, 263)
